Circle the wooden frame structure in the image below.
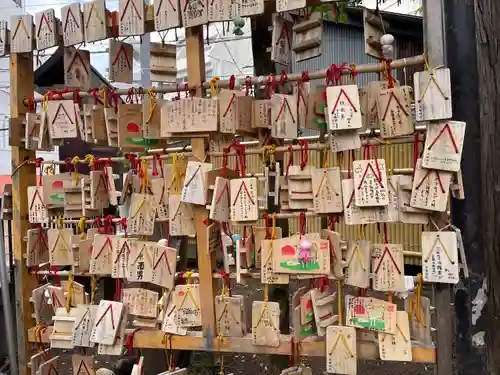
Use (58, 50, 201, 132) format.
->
(7, 0, 455, 373)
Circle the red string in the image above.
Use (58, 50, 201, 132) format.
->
(88, 88, 100, 105)
(265, 73, 277, 99)
(319, 277, 331, 292)
(245, 76, 252, 96)
(383, 223, 388, 244)
(299, 212, 306, 237)
(385, 59, 395, 89)
(126, 328, 141, 355)
(49, 265, 60, 286)
(428, 123, 459, 153)
(299, 140, 308, 170)
(228, 75, 236, 90)
(328, 215, 336, 231)
(326, 64, 336, 86)
(290, 336, 295, 367)
(234, 143, 247, 178)
(114, 279, 122, 301)
(280, 70, 288, 94)
(72, 88, 80, 104)
(285, 145, 294, 179)
(126, 88, 135, 104)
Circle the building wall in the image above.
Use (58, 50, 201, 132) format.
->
(362, 0, 422, 15)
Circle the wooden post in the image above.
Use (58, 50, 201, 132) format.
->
(185, 26, 218, 340)
(10, 52, 37, 375)
(423, 1, 454, 374)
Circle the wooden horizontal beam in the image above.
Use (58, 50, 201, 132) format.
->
(27, 327, 436, 363)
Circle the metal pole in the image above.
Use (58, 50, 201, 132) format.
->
(0, 220, 19, 375)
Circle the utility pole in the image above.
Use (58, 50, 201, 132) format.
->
(474, 1, 500, 374)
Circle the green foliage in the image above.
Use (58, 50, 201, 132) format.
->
(310, 0, 364, 24)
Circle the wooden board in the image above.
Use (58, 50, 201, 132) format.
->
(371, 243, 405, 292)
(127, 240, 154, 282)
(293, 13, 322, 62)
(414, 68, 452, 121)
(35, 9, 57, 50)
(218, 89, 253, 134)
(122, 288, 158, 318)
(261, 239, 289, 284)
(72, 305, 98, 347)
(109, 39, 133, 83)
(344, 240, 370, 288)
(271, 13, 292, 66)
(48, 228, 73, 266)
(379, 311, 412, 361)
(97, 305, 127, 355)
(83, 0, 108, 42)
(169, 195, 196, 236)
(154, 0, 181, 30)
(71, 355, 95, 375)
(208, 0, 232, 21)
(353, 159, 389, 207)
(345, 295, 396, 334)
(326, 85, 362, 131)
(64, 47, 91, 90)
(38, 355, 61, 375)
(104, 108, 119, 146)
(341, 178, 379, 225)
(151, 245, 177, 289)
(10, 15, 33, 53)
(310, 287, 338, 336)
(287, 166, 314, 210)
(161, 98, 218, 133)
(26, 228, 49, 267)
(232, 0, 264, 16)
(150, 42, 177, 83)
(252, 301, 280, 347)
(210, 176, 230, 221)
(405, 296, 432, 346)
(326, 326, 357, 375)
(377, 87, 413, 138)
(366, 81, 389, 129)
(328, 130, 361, 153)
(90, 300, 124, 345)
(175, 284, 202, 327)
(215, 295, 245, 337)
(321, 230, 345, 279)
(61, 3, 84, 47)
(181, 161, 212, 205)
(90, 234, 114, 275)
(47, 100, 78, 139)
(119, 0, 145, 36)
(311, 167, 343, 213)
(253, 99, 272, 129)
(363, 8, 384, 59)
(422, 121, 466, 172)
(271, 94, 297, 139)
(118, 103, 145, 148)
(422, 231, 459, 284)
(378, 175, 399, 223)
(397, 175, 429, 225)
(27, 186, 48, 223)
(0, 21, 10, 56)
(230, 177, 259, 222)
(410, 159, 452, 212)
(181, 0, 208, 27)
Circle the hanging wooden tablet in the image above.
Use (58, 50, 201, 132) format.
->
(208, 0, 231, 21)
(48, 227, 73, 266)
(72, 355, 95, 375)
(26, 227, 49, 267)
(82, 177, 104, 217)
(261, 239, 289, 284)
(128, 193, 157, 235)
(414, 68, 452, 121)
(311, 167, 343, 213)
(292, 82, 309, 128)
(104, 108, 119, 146)
(51, 307, 79, 349)
(181, 161, 212, 205)
(64, 178, 84, 218)
(326, 326, 357, 375)
(61, 279, 87, 306)
(366, 81, 389, 129)
(371, 243, 405, 292)
(303, 86, 326, 131)
(64, 48, 90, 90)
(216, 295, 245, 337)
(345, 240, 370, 288)
(84, 0, 108, 42)
(230, 177, 258, 222)
(151, 177, 168, 220)
(341, 179, 379, 225)
(377, 87, 413, 138)
(359, 85, 369, 130)
(345, 295, 396, 334)
(252, 300, 280, 347)
(253, 99, 272, 129)
(90, 300, 124, 345)
(162, 292, 188, 335)
(410, 159, 452, 212)
(109, 39, 133, 84)
(25, 113, 42, 150)
(182, 0, 208, 27)
(276, 0, 304, 12)
(160, 100, 181, 136)
(28, 186, 48, 223)
(111, 236, 132, 278)
(311, 287, 338, 336)
(422, 121, 466, 172)
(287, 166, 314, 210)
(321, 230, 345, 279)
(422, 231, 459, 284)
(209, 176, 230, 221)
(232, 0, 264, 16)
(47, 100, 78, 139)
(38, 355, 61, 375)
(219, 89, 254, 134)
(273, 234, 330, 275)
(90, 170, 110, 209)
(253, 226, 281, 268)
(142, 97, 163, 139)
(405, 295, 432, 345)
(72, 305, 98, 347)
(271, 14, 292, 66)
(353, 159, 389, 207)
(10, 14, 33, 53)
(122, 288, 158, 318)
(292, 12, 322, 62)
(30, 285, 55, 324)
(119, 0, 145, 36)
(271, 93, 297, 139)
(128, 240, 154, 282)
(379, 311, 412, 361)
(163, 97, 218, 133)
(152, 245, 176, 289)
(291, 288, 314, 341)
(0, 21, 9, 57)
(90, 234, 114, 275)
(175, 283, 202, 327)
(61, 3, 84, 46)
(397, 175, 429, 224)
(207, 223, 221, 256)
(97, 305, 127, 355)
(30, 349, 51, 375)
(169, 195, 195, 235)
(328, 130, 361, 153)
(35, 9, 58, 50)
(327, 85, 362, 131)
(378, 174, 399, 223)
(154, 0, 181, 30)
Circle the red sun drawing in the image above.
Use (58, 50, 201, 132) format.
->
(178, 291, 185, 297)
(281, 244, 295, 256)
(353, 303, 366, 315)
(127, 123, 141, 133)
(52, 180, 64, 189)
(306, 300, 313, 310)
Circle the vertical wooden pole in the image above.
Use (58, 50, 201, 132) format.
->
(185, 26, 218, 339)
(423, 1, 454, 374)
(10, 52, 37, 375)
